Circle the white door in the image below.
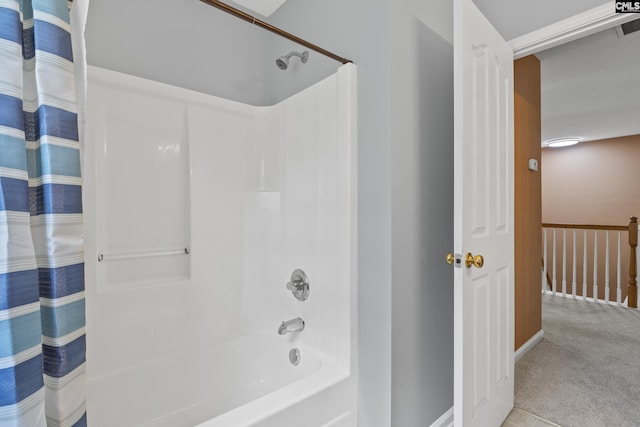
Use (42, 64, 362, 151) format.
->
(453, 0, 514, 426)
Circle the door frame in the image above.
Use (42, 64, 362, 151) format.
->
(507, 1, 634, 357)
(509, 3, 637, 59)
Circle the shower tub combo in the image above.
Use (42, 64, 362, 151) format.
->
(83, 64, 357, 426)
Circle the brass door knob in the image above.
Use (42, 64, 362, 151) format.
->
(446, 253, 455, 265)
(465, 253, 484, 268)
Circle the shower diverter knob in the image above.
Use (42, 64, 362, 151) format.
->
(286, 269, 310, 301)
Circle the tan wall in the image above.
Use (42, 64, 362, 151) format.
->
(542, 135, 640, 302)
(542, 135, 640, 225)
(514, 55, 542, 351)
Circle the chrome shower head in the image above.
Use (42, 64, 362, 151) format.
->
(276, 51, 309, 70)
(276, 56, 289, 70)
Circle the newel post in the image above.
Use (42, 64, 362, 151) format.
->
(629, 217, 638, 308)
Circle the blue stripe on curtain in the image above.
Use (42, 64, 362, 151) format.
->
(41, 300, 85, 338)
(39, 264, 85, 299)
(0, 7, 21, 43)
(27, 145, 82, 177)
(72, 413, 88, 427)
(0, 311, 42, 358)
(0, 355, 44, 406)
(29, 183, 83, 215)
(0, 94, 25, 131)
(42, 335, 86, 378)
(0, 177, 30, 212)
(0, 135, 29, 171)
(33, 19, 73, 62)
(24, 106, 79, 142)
(0, 270, 40, 310)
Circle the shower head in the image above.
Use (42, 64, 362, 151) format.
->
(276, 56, 289, 70)
(276, 51, 309, 70)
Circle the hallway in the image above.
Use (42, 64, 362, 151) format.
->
(509, 293, 640, 427)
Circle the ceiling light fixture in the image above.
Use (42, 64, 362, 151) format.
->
(544, 138, 581, 148)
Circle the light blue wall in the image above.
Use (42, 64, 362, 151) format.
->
(389, 12, 454, 427)
(388, 1, 454, 425)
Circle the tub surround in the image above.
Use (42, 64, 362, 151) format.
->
(83, 64, 357, 426)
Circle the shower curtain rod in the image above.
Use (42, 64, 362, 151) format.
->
(67, 0, 351, 64)
(198, 0, 353, 65)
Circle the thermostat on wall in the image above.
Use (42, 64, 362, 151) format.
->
(528, 159, 539, 171)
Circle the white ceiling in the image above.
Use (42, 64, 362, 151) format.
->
(537, 24, 640, 144)
(473, 0, 640, 145)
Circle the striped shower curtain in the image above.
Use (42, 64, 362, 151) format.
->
(0, 0, 87, 426)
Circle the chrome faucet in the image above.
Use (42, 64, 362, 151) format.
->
(278, 317, 305, 335)
(286, 269, 310, 301)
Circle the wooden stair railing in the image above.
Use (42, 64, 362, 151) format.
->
(629, 217, 637, 308)
(541, 258, 552, 290)
(541, 217, 638, 308)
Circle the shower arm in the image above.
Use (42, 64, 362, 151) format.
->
(198, 0, 353, 65)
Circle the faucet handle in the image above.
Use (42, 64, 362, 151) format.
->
(285, 269, 310, 301)
(286, 281, 302, 292)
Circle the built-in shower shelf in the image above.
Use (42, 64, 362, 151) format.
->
(90, 68, 192, 290)
(98, 247, 190, 262)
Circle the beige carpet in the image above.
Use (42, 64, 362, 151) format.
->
(515, 293, 640, 427)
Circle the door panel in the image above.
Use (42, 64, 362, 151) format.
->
(453, 0, 514, 425)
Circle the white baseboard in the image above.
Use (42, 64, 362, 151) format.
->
(429, 407, 453, 427)
(514, 329, 544, 363)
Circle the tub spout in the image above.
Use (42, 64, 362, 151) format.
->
(278, 317, 305, 335)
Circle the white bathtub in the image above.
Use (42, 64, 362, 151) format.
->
(84, 64, 357, 426)
(87, 331, 353, 426)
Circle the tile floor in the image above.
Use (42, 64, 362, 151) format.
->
(501, 407, 562, 427)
